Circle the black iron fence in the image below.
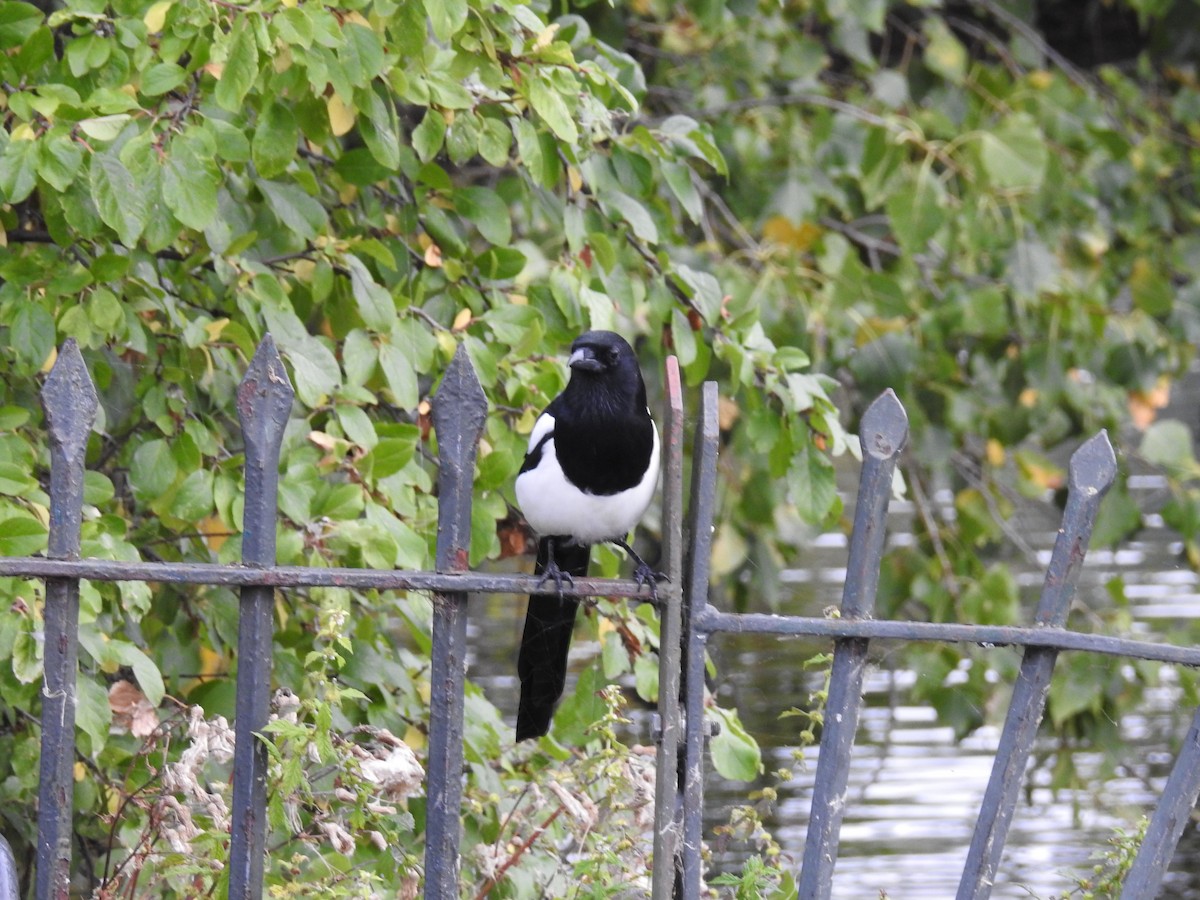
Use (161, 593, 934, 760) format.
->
(1, 337, 1199, 899)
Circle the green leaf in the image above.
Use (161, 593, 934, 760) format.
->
(604, 190, 657, 244)
(456, 186, 512, 246)
(163, 146, 218, 231)
(0, 2, 43, 49)
(0, 137, 38, 203)
(38, 135, 83, 192)
(171, 469, 214, 522)
(344, 255, 396, 331)
(336, 405, 377, 449)
(0, 514, 46, 555)
(412, 109, 445, 163)
(709, 706, 763, 781)
(10, 300, 55, 368)
(215, 18, 259, 112)
(89, 151, 146, 246)
(423, 0, 466, 41)
(260, 179, 327, 240)
(527, 76, 578, 144)
(285, 338, 341, 407)
(141, 62, 187, 97)
(378, 341, 417, 409)
(474, 246, 526, 281)
(922, 17, 967, 84)
(978, 112, 1048, 191)
(252, 102, 298, 178)
(75, 674, 111, 753)
(788, 433, 837, 524)
(130, 439, 179, 501)
(477, 116, 511, 166)
(1141, 420, 1199, 477)
(885, 172, 944, 257)
(662, 161, 702, 224)
(359, 82, 401, 170)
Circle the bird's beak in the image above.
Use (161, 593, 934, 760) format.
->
(568, 347, 604, 373)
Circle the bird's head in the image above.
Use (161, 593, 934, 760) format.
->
(567, 330, 636, 376)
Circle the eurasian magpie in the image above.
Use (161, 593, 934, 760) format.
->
(514, 330, 661, 741)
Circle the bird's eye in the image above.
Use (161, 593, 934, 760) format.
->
(608, 348, 620, 364)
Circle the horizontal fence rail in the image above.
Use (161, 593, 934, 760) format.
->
(2, 336, 1199, 900)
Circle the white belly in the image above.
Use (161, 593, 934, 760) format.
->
(516, 421, 660, 544)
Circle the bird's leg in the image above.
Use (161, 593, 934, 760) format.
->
(611, 537, 668, 599)
(534, 537, 575, 598)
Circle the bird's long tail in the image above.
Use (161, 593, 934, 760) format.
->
(516, 537, 590, 741)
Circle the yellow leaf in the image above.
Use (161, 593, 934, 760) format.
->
(1018, 388, 1038, 408)
(452, 308, 472, 331)
(1028, 70, 1053, 90)
(344, 11, 369, 27)
(198, 514, 229, 552)
(516, 406, 538, 434)
(418, 680, 431, 705)
(567, 165, 583, 193)
(74, 762, 87, 782)
(40, 345, 57, 373)
(985, 439, 1005, 467)
(204, 318, 229, 342)
(424, 243, 443, 268)
(327, 95, 355, 137)
(10, 123, 35, 141)
(403, 724, 426, 751)
(143, 0, 172, 33)
(533, 23, 559, 51)
(762, 215, 821, 251)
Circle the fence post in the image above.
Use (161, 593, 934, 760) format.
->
(799, 389, 908, 899)
(957, 431, 1116, 900)
(679, 381, 721, 898)
(1120, 706, 1200, 899)
(35, 340, 98, 900)
(651, 357, 686, 900)
(229, 336, 294, 900)
(424, 344, 487, 900)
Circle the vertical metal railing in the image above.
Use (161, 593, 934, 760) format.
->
(423, 345, 487, 900)
(229, 336, 295, 900)
(651, 357, 687, 899)
(35, 340, 98, 900)
(797, 389, 908, 898)
(957, 431, 1117, 899)
(679, 381, 720, 898)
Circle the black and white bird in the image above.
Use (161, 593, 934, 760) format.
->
(514, 330, 661, 741)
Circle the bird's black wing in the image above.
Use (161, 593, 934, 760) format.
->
(516, 537, 591, 741)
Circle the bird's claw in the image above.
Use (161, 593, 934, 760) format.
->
(632, 561, 669, 601)
(535, 560, 574, 598)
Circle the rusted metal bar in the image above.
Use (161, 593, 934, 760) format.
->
(0, 557, 658, 600)
(36, 340, 98, 900)
(229, 336, 295, 900)
(424, 344, 487, 900)
(694, 611, 1200, 668)
(1121, 706, 1200, 899)
(0, 834, 17, 900)
(957, 431, 1117, 900)
(799, 389, 908, 898)
(652, 357, 686, 900)
(679, 381, 720, 898)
